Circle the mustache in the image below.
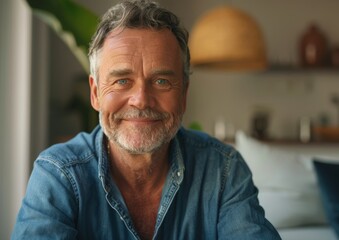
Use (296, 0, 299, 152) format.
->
(113, 108, 169, 121)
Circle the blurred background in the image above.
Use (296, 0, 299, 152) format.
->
(2, 0, 339, 239)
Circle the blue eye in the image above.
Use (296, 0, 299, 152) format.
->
(156, 79, 170, 85)
(117, 79, 128, 85)
(112, 79, 132, 90)
(154, 78, 172, 90)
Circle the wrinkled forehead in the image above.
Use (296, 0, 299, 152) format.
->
(99, 28, 183, 65)
(95, 28, 184, 77)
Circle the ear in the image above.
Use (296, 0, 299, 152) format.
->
(89, 75, 100, 111)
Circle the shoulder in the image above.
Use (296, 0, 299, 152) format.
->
(175, 127, 247, 175)
(176, 127, 238, 159)
(176, 127, 251, 193)
(37, 126, 102, 168)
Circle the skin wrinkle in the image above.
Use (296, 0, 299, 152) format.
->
(94, 29, 186, 90)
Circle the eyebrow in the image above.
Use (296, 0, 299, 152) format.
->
(108, 68, 133, 77)
(108, 68, 176, 78)
(107, 68, 176, 82)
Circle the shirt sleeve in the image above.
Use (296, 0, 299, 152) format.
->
(11, 158, 78, 240)
(217, 151, 281, 240)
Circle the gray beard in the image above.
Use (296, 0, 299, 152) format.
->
(99, 108, 182, 154)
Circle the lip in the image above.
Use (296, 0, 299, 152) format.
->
(122, 118, 161, 124)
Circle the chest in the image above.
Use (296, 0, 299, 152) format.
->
(124, 193, 162, 240)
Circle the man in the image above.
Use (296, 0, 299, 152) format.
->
(12, 0, 281, 239)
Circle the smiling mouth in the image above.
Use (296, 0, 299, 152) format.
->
(122, 118, 162, 124)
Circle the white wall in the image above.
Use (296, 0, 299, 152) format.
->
(0, 0, 32, 238)
(184, 70, 339, 139)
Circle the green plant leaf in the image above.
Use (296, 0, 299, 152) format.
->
(26, 0, 99, 73)
(188, 121, 203, 131)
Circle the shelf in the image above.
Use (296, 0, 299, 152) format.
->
(263, 65, 339, 75)
(258, 138, 339, 146)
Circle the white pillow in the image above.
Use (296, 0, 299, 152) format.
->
(235, 131, 327, 228)
(258, 190, 326, 228)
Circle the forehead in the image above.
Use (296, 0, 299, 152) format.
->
(104, 27, 179, 47)
(100, 28, 182, 65)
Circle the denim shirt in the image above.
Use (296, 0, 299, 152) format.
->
(12, 126, 280, 240)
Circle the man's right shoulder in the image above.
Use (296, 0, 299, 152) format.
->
(37, 126, 102, 168)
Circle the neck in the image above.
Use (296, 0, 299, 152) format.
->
(107, 140, 170, 192)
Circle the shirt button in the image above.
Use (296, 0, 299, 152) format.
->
(177, 171, 181, 177)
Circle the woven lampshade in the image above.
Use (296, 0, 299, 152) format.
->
(189, 5, 267, 71)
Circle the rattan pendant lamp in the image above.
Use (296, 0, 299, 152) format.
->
(189, 5, 267, 71)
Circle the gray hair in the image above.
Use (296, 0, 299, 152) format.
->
(88, 0, 190, 86)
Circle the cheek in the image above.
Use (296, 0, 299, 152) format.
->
(99, 91, 126, 112)
(161, 93, 186, 115)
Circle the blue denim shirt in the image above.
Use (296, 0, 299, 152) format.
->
(12, 126, 280, 240)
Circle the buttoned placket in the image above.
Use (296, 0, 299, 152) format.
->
(153, 138, 185, 240)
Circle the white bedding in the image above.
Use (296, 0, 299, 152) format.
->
(278, 226, 336, 240)
(235, 131, 338, 240)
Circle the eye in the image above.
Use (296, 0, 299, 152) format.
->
(112, 79, 132, 90)
(154, 78, 171, 90)
(155, 79, 167, 85)
(116, 79, 128, 85)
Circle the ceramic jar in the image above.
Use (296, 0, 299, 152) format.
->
(299, 24, 328, 68)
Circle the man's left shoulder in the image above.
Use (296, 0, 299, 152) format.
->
(176, 127, 237, 157)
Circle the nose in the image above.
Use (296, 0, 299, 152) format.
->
(128, 85, 155, 109)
